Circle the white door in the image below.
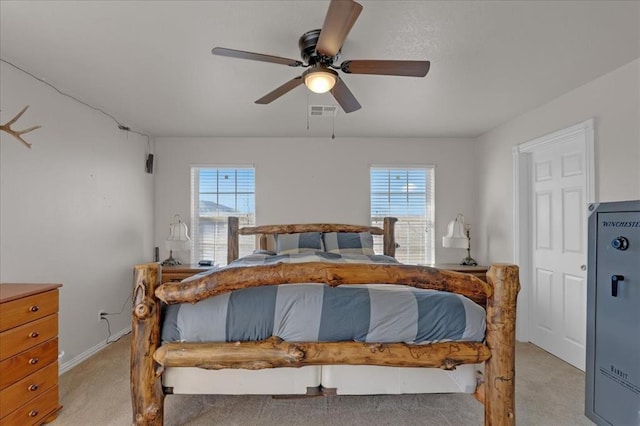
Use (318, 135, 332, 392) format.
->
(529, 134, 588, 370)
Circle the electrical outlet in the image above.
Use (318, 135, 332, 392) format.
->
(98, 310, 107, 323)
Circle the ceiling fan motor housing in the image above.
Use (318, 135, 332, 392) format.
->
(299, 29, 340, 66)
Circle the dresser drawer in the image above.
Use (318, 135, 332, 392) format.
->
(0, 290, 58, 333)
(0, 384, 58, 426)
(0, 361, 57, 417)
(0, 314, 58, 361)
(0, 338, 58, 390)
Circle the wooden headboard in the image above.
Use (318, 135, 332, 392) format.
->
(227, 217, 398, 264)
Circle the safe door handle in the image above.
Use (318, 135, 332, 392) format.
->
(611, 275, 624, 297)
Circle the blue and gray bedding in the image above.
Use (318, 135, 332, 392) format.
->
(161, 251, 486, 345)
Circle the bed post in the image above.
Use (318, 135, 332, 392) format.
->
(131, 263, 164, 426)
(383, 217, 397, 257)
(484, 264, 520, 426)
(228, 216, 239, 264)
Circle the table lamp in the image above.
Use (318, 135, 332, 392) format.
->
(442, 213, 477, 266)
(162, 214, 191, 266)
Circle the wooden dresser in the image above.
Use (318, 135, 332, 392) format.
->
(161, 264, 215, 284)
(0, 283, 62, 425)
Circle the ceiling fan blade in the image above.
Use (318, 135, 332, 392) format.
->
(316, 0, 363, 57)
(212, 47, 303, 67)
(341, 60, 430, 77)
(255, 76, 304, 104)
(330, 78, 361, 113)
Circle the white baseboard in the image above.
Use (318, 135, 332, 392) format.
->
(59, 326, 132, 374)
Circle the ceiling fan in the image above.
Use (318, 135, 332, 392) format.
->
(211, 0, 430, 113)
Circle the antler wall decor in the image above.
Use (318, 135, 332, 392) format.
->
(0, 105, 41, 148)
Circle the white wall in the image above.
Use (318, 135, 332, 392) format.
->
(476, 58, 640, 264)
(154, 137, 480, 264)
(0, 62, 155, 369)
(476, 59, 640, 340)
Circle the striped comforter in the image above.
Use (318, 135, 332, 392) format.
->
(161, 251, 486, 344)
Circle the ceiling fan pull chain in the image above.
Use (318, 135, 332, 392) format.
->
(306, 92, 310, 130)
(331, 113, 335, 139)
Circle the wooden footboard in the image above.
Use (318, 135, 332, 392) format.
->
(484, 264, 520, 425)
(131, 263, 163, 426)
(155, 262, 490, 305)
(131, 262, 519, 426)
(154, 340, 491, 370)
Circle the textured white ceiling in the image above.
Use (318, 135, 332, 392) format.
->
(1, 1, 639, 138)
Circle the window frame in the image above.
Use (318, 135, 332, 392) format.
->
(370, 165, 435, 265)
(190, 165, 256, 266)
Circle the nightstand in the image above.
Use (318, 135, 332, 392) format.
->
(423, 264, 489, 282)
(160, 264, 216, 284)
(0, 283, 62, 425)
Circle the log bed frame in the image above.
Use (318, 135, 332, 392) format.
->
(131, 217, 520, 425)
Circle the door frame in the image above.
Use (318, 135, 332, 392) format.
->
(512, 118, 596, 341)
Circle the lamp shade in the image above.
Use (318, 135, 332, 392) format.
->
(304, 67, 338, 94)
(442, 214, 469, 249)
(165, 214, 191, 251)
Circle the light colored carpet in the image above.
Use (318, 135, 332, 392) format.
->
(51, 336, 592, 425)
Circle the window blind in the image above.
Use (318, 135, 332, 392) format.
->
(191, 166, 255, 265)
(370, 166, 435, 264)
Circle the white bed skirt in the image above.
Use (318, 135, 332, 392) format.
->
(162, 364, 479, 395)
(163, 366, 321, 395)
(321, 364, 478, 394)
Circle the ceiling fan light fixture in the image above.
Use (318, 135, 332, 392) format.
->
(304, 67, 338, 94)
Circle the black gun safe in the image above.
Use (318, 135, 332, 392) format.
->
(585, 200, 640, 425)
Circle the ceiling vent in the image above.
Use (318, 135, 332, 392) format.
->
(309, 105, 338, 117)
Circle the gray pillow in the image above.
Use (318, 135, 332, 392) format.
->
(323, 232, 374, 255)
(275, 232, 324, 254)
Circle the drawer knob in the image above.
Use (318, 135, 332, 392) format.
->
(28, 410, 39, 417)
(29, 305, 40, 312)
(28, 384, 39, 391)
(29, 331, 40, 338)
(28, 357, 39, 365)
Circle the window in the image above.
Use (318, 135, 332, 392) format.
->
(370, 166, 435, 264)
(191, 166, 255, 265)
